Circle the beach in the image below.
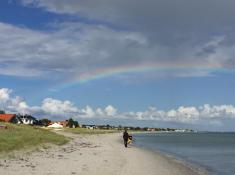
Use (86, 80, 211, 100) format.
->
(0, 132, 210, 175)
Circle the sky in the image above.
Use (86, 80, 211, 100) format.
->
(1, 0, 235, 131)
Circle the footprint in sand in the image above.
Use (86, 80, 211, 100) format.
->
(57, 155, 64, 158)
(82, 164, 88, 171)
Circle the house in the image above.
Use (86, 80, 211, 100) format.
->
(82, 125, 95, 130)
(18, 114, 37, 125)
(147, 128, 156, 132)
(47, 123, 63, 129)
(58, 120, 69, 127)
(49, 120, 69, 127)
(0, 114, 22, 124)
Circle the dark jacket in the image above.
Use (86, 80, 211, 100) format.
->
(123, 131, 129, 141)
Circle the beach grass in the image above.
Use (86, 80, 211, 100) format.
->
(0, 122, 69, 153)
(65, 127, 119, 134)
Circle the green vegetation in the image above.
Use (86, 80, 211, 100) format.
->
(37, 118, 51, 126)
(0, 110, 5, 114)
(65, 127, 119, 134)
(0, 122, 69, 153)
(68, 118, 78, 128)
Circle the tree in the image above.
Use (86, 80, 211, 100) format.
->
(0, 110, 5, 114)
(134, 127, 141, 131)
(73, 121, 78, 128)
(68, 118, 74, 128)
(106, 124, 111, 130)
(38, 118, 51, 126)
(143, 127, 148, 131)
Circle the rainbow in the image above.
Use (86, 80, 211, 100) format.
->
(56, 62, 228, 90)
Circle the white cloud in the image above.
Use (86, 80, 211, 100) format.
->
(0, 18, 235, 85)
(21, 1, 235, 48)
(0, 88, 12, 102)
(104, 105, 117, 116)
(1, 88, 235, 130)
(96, 108, 104, 116)
(80, 106, 95, 118)
(177, 106, 200, 121)
(0, 88, 80, 117)
(0, 90, 31, 114)
(0, 22, 158, 80)
(41, 98, 79, 116)
(2, 0, 235, 88)
(127, 105, 235, 125)
(200, 104, 235, 118)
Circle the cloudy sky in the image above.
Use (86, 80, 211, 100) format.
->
(1, 0, 235, 131)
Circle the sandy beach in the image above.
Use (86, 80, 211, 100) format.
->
(0, 131, 210, 175)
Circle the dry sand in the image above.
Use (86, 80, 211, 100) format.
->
(0, 131, 211, 175)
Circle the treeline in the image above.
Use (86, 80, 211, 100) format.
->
(37, 118, 79, 128)
(95, 125, 179, 131)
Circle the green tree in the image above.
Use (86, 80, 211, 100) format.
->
(135, 127, 141, 131)
(0, 110, 5, 114)
(118, 125, 122, 130)
(73, 121, 78, 128)
(68, 118, 74, 128)
(38, 119, 51, 126)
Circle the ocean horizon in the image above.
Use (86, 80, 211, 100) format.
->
(133, 132, 235, 175)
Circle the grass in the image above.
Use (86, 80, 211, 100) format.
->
(0, 122, 69, 153)
(65, 127, 120, 134)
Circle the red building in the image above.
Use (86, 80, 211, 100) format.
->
(0, 114, 22, 124)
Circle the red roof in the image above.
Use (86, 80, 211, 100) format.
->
(0, 114, 16, 122)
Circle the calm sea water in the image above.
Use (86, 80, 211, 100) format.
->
(133, 132, 235, 175)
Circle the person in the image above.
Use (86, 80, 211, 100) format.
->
(123, 129, 129, 148)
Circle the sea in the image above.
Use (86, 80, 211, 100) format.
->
(133, 132, 235, 175)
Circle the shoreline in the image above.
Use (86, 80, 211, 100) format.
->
(0, 132, 211, 175)
(131, 132, 214, 175)
(133, 142, 213, 175)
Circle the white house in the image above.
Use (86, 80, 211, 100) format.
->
(47, 123, 63, 129)
(18, 114, 37, 125)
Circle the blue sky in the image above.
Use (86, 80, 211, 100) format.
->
(1, 0, 235, 131)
